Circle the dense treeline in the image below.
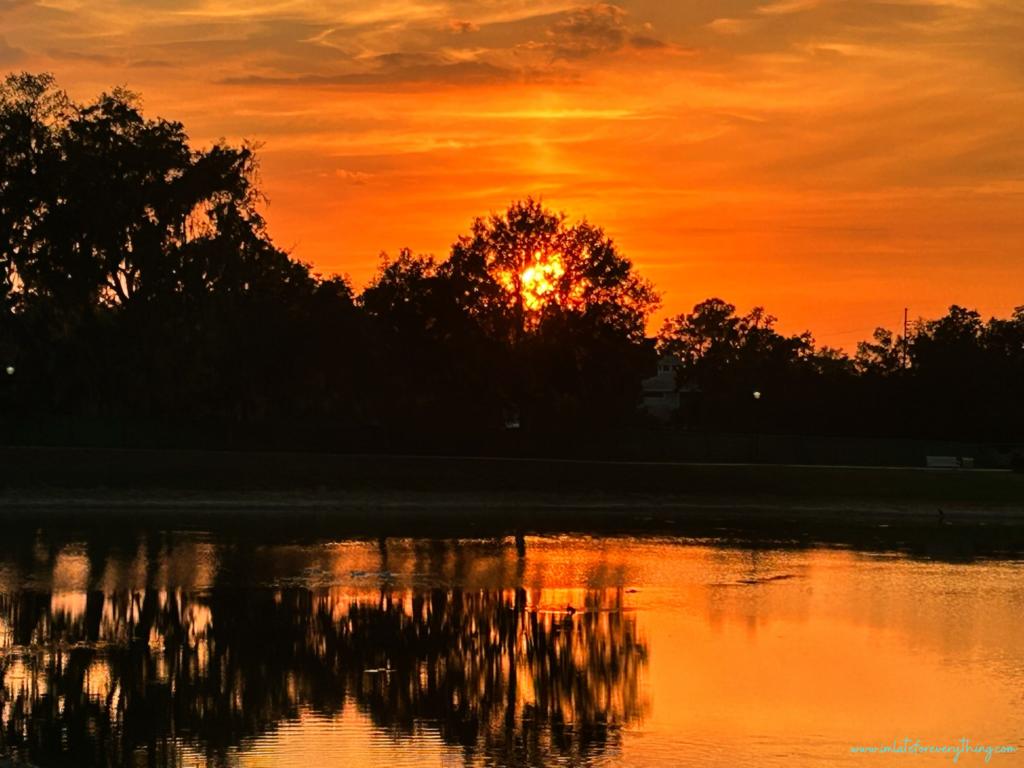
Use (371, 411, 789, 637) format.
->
(1, 73, 1022, 445)
(656, 299, 1024, 441)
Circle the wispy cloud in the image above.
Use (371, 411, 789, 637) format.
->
(336, 168, 373, 183)
(0, 36, 24, 66)
(222, 57, 514, 87)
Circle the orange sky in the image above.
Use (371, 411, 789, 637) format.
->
(3, 0, 1024, 349)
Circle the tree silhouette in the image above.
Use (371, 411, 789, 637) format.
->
(363, 200, 661, 430)
(0, 74, 302, 315)
(443, 198, 659, 344)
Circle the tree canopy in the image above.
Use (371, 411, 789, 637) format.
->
(0, 73, 310, 317)
(656, 298, 1024, 440)
(361, 199, 661, 430)
(442, 198, 659, 342)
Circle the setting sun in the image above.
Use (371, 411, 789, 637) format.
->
(520, 252, 564, 310)
(502, 250, 580, 312)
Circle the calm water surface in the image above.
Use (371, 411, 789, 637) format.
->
(0, 520, 1022, 767)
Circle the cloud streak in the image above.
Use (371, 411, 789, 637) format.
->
(222, 58, 514, 87)
(0, 36, 24, 66)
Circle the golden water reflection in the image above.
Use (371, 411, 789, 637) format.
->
(0, 534, 1022, 767)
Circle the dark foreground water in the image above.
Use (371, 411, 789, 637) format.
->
(0, 515, 1022, 767)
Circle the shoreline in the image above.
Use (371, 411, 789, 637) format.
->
(2, 446, 1021, 526)
(3, 488, 1023, 518)
(3, 491, 1023, 563)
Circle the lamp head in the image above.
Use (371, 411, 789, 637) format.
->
(753, 391, 761, 400)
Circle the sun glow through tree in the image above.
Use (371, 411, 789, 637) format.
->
(444, 198, 660, 342)
(500, 250, 586, 312)
(520, 251, 564, 310)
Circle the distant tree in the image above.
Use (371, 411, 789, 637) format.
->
(361, 249, 439, 327)
(656, 298, 741, 367)
(360, 248, 508, 431)
(806, 345, 856, 377)
(0, 72, 306, 319)
(982, 306, 1024, 363)
(362, 201, 661, 430)
(442, 198, 660, 344)
(657, 299, 813, 380)
(0, 73, 72, 311)
(910, 305, 985, 373)
(854, 328, 906, 375)
(445, 199, 660, 427)
(898, 305, 1024, 440)
(0, 73, 372, 422)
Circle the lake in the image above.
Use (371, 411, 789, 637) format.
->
(0, 514, 1021, 767)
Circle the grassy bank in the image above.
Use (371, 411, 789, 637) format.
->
(2, 446, 1021, 511)
(2, 447, 1023, 560)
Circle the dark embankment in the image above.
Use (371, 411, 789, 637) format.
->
(1, 445, 1021, 510)
(2, 446, 1023, 559)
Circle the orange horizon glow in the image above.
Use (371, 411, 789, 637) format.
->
(4, 1, 1024, 349)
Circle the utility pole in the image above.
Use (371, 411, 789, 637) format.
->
(902, 307, 908, 369)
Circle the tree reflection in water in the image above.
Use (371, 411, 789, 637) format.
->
(0, 541, 648, 768)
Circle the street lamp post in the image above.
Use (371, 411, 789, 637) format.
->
(752, 391, 761, 463)
(3, 365, 13, 446)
